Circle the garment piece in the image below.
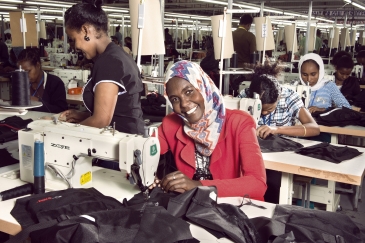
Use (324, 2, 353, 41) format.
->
(127, 186, 261, 243)
(238, 87, 304, 127)
(309, 81, 351, 109)
(83, 42, 144, 134)
(0, 148, 19, 167)
(251, 204, 363, 243)
(30, 72, 68, 113)
(258, 135, 304, 153)
(332, 75, 361, 103)
(232, 27, 256, 66)
(314, 107, 365, 127)
(115, 31, 123, 44)
(295, 142, 362, 163)
(0, 116, 33, 143)
(164, 60, 225, 156)
(158, 109, 267, 199)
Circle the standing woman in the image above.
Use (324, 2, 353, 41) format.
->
(331, 51, 361, 102)
(299, 53, 351, 114)
(154, 61, 266, 199)
(17, 48, 67, 113)
(60, 0, 144, 134)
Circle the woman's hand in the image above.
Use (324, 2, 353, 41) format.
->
(59, 109, 89, 123)
(308, 106, 326, 114)
(160, 171, 202, 193)
(256, 125, 278, 139)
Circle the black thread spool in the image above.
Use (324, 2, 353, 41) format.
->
(11, 68, 30, 106)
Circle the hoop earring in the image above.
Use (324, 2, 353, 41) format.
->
(84, 36, 90, 41)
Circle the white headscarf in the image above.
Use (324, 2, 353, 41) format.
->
(298, 53, 328, 92)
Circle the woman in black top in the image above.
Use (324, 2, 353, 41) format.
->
(59, 0, 144, 134)
(332, 51, 361, 103)
(17, 48, 67, 113)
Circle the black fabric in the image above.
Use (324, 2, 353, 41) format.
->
(258, 134, 304, 153)
(0, 148, 19, 167)
(251, 205, 363, 243)
(140, 92, 166, 117)
(333, 74, 361, 102)
(0, 116, 32, 143)
(30, 73, 68, 113)
(126, 186, 261, 243)
(352, 89, 365, 111)
(0, 41, 9, 63)
(83, 42, 144, 134)
(314, 107, 365, 127)
(295, 142, 363, 164)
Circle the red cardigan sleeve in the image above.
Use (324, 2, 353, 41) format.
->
(200, 111, 267, 200)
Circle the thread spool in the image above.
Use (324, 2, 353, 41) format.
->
(11, 68, 30, 106)
(34, 140, 45, 194)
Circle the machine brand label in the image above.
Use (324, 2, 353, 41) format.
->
(51, 143, 70, 150)
(257, 104, 261, 111)
(150, 144, 157, 156)
(80, 171, 92, 185)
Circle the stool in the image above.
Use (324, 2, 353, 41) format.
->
(294, 175, 312, 208)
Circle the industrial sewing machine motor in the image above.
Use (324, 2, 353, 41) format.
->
(223, 93, 262, 126)
(18, 120, 160, 193)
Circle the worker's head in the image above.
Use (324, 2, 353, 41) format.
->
(64, 0, 108, 60)
(239, 14, 253, 29)
(116, 25, 120, 32)
(356, 50, 365, 66)
(332, 51, 354, 82)
(111, 36, 119, 45)
(299, 53, 324, 88)
(164, 60, 225, 156)
(316, 29, 321, 37)
(248, 63, 281, 116)
(165, 28, 169, 33)
(17, 48, 42, 84)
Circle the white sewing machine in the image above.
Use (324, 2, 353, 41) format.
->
(49, 53, 72, 67)
(51, 69, 90, 89)
(223, 94, 262, 126)
(18, 120, 160, 193)
(354, 65, 363, 79)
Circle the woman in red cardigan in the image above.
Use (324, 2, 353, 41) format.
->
(155, 60, 267, 200)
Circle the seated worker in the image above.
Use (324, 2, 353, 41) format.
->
(331, 51, 361, 103)
(237, 62, 320, 139)
(299, 53, 351, 114)
(152, 60, 267, 199)
(355, 50, 365, 84)
(111, 36, 132, 56)
(17, 48, 68, 113)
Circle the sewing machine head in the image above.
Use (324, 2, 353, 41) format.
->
(223, 95, 262, 126)
(18, 120, 160, 193)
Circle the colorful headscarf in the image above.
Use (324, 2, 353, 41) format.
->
(164, 60, 225, 156)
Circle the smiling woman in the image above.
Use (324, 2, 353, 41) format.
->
(153, 60, 267, 199)
(59, 0, 144, 134)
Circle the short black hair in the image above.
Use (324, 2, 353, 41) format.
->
(316, 29, 321, 36)
(111, 36, 118, 42)
(165, 28, 169, 33)
(247, 62, 282, 104)
(239, 14, 253, 25)
(17, 48, 41, 67)
(64, 0, 108, 36)
(116, 25, 120, 32)
(332, 51, 354, 69)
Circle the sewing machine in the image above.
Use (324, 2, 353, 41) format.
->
(49, 53, 72, 67)
(18, 120, 160, 193)
(51, 69, 90, 90)
(354, 65, 363, 79)
(223, 94, 262, 126)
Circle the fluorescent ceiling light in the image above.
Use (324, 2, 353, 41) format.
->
(27, 1, 72, 8)
(24, 7, 64, 13)
(0, 0, 22, 3)
(316, 17, 334, 23)
(352, 2, 365, 10)
(0, 5, 17, 9)
(226, 9, 260, 13)
(0, 11, 10, 14)
(37, 15, 62, 19)
(103, 8, 128, 13)
(108, 14, 129, 18)
(165, 13, 210, 20)
(196, 0, 227, 6)
(264, 9, 283, 14)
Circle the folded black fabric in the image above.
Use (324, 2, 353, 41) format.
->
(258, 134, 304, 153)
(295, 142, 363, 163)
(314, 107, 365, 127)
(0, 148, 19, 167)
(0, 116, 33, 143)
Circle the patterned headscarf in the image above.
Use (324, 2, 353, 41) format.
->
(164, 60, 225, 156)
